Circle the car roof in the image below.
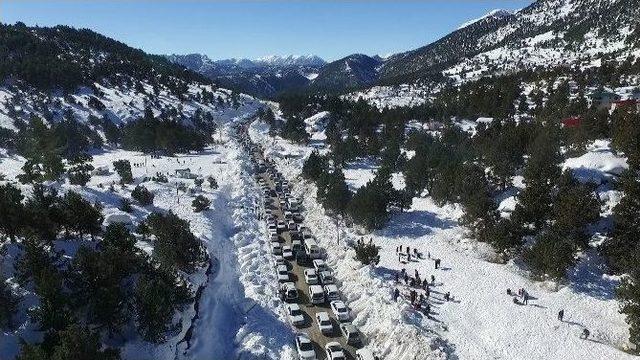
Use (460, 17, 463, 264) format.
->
(325, 284, 338, 291)
(331, 300, 345, 307)
(277, 264, 287, 271)
(340, 323, 358, 332)
(296, 333, 311, 342)
(316, 311, 330, 320)
(309, 285, 323, 292)
(326, 341, 342, 348)
(304, 268, 317, 274)
(287, 303, 300, 310)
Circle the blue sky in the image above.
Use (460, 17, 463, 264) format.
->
(0, 1, 532, 61)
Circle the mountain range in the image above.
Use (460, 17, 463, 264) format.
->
(168, 0, 639, 98)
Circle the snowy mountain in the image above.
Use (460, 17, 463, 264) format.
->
(457, 9, 514, 30)
(379, 0, 640, 84)
(166, 53, 326, 98)
(309, 54, 382, 92)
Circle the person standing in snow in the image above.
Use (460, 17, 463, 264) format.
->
(400, 245, 403, 253)
(414, 269, 419, 279)
(558, 310, 564, 322)
(406, 246, 410, 255)
(523, 292, 529, 305)
(422, 278, 428, 289)
(444, 292, 450, 301)
(393, 288, 400, 302)
(435, 258, 441, 269)
(395, 272, 399, 283)
(431, 275, 435, 284)
(580, 328, 590, 339)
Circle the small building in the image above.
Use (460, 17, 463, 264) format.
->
(562, 116, 582, 128)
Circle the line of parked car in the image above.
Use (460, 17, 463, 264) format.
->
(237, 126, 376, 360)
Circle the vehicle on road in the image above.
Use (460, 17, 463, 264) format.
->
(281, 282, 298, 302)
(303, 269, 319, 285)
(276, 264, 289, 282)
(295, 334, 317, 360)
(324, 284, 340, 301)
(309, 285, 325, 304)
(276, 221, 286, 233)
(315, 311, 333, 334)
(271, 242, 283, 255)
(273, 255, 286, 268)
(330, 300, 350, 321)
(324, 341, 346, 360)
(291, 239, 302, 252)
(319, 270, 335, 285)
(282, 245, 294, 259)
(339, 323, 362, 346)
(286, 303, 305, 325)
(355, 348, 376, 360)
(313, 259, 327, 273)
(305, 239, 321, 259)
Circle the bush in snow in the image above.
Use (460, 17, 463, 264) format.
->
(131, 185, 154, 206)
(207, 175, 218, 189)
(119, 198, 133, 213)
(192, 195, 211, 213)
(354, 238, 380, 266)
(153, 173, 168, 183)
(194, 177, 204, 187)
(113, 159, 133, 184)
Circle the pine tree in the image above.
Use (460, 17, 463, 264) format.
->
(60, 192, 103, 240)
(552, 171, 600, 247)
(51, 324, 120, 360)
(617, 269, 640, 349)
(316, 168, 351, 214)
(0, 278, 19, 328)
(112, 160, 133, 184)
(131, 185, 154, 206)
(523, 229, 576, 280)
(602, 170, 640, 273)
(192, 195, 210, 212)
(513, 129, 562, 230)
(302, 151, 326, 181)
(67, 153, 94, 186)
(0, 183, 25, 242)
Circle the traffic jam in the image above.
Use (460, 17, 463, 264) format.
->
(236, 126, 375, 360)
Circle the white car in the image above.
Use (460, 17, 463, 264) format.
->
(285, 303, 305, 326)
(303, 269, 318, 285)
(315, 311, 333, 334)
(295, 334, 316, 360)
(281, 282, 298, 302)
(271, 242, 283, 255)
(276, 265, 289, 282)
(276, 221, 286, 233)
(319, 270, 334, 285)
(325, 341, 345, 360)
(273, 255, 286, 268)
(313, 259, 327, 273)
(324, 284, 340, 301)
(330, 300, 350, 322)
(282, 245, 294, 259)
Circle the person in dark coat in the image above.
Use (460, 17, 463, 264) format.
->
(410, 278, 415, 287)
(580, 328, 590, 339)
(422, 278, 428, 289)
(404, 274, 409, 284)
(431, 275, 435, 284)
(558, 309, 564, 322)
(393, 288, 400, 302)
(444, 292, 450, 301)
(435, 258, 441, 269)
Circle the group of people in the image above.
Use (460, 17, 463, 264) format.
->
(507, 287, 530, 305)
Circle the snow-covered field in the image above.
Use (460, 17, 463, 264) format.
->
(248, 118, 636, 360)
